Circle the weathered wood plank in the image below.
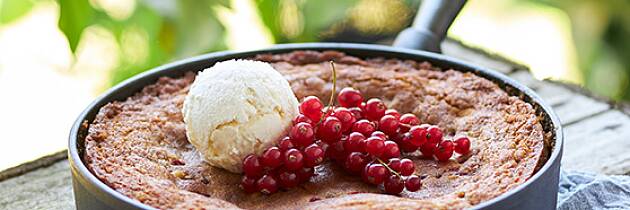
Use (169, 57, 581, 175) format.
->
(509, 70, 574, 106)
(442, 39, 517, 74)
(0, 151, 67, 182)
(509, 70, 611, 125)
(530, 82, 574, 107)
(0, 161, 74, 210)
(553, 94, 610, 125)
(509, 69, 543, 89)
(562, 110, 630, 175)
(508, 69, 621, 174)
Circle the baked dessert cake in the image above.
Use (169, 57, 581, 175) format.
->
(84, 51, 547, 209)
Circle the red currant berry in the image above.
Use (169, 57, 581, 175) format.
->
(338, 87, 364, 108)
(405, 175, 422, 192)
(399, 158, 415, 176)
(327, 140, 347, 162)
(361, 164, 370, 183)
(364, 98, 387, 121)
(378, 115, 399, 135)
(342, 135, 351, 145)
(278, 137, 295, 151)
(318, 116, 343, 142)
(364, 163, 389, 185)
(384, 109, 401, 119)
(242, 154, 263, 178)
(399, 114, 420, 125)
(370, 131, 387, 140)
(359, 102, 367, 112)
(241, 176, 258, 193)
(420, 142, 437, 158)
(365, 137, 385, 157)
(257, 174, 279, 194)
(293, 114, 313, 125)
(349, 107, 363, 120)
(296, 167, 314, 183)
(277, 169, 299, 189)
(389, 132, 404, 143)
(315, 140, 329, 155)
(434, 140, 455, 161)
(283, 148, 304, 171)
(322, 106, 334, 117)
(345, 152, 368, 174)
(418, 123, 431, 129)
(399, 133, 419, 153)
(332, 107, 356, 133)
(427, 126, 443, 145)
(384, 175, 405, 194)
(352, 119, 376, 136)
(290, 122, 315, 147)
(399, 114, 420, 132)
(454, 136, 471, 155)
(381, 140, 400, 159)
(345, 132, 366, 153)
(387, 158, 402, 173)
(260, 147, 283, 169)
(300, 96, 324, 122)
(408, 126, 428, 147)
(303, 144, 324, 167)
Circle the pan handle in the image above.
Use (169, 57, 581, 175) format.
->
(393, 0, 467, 53)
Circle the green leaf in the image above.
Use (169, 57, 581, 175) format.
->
(215, 0, 231, 9)
(58, 0, 94, 52)
(255, 0, 358, 42)
(172, 0, 228, 58)
(255, 0, 283, 42)
(301, 0, 358, 41)
(0, 0, 34, 24)
(105, 4, 169, 85)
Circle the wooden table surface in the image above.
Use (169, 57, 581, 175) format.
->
(2, 40, 629, 210)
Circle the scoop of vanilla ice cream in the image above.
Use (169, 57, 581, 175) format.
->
(182, 60, 299, 173)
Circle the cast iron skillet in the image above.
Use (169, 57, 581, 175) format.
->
(68, 1, 563, 209)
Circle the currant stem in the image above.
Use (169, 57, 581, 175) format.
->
(376, 157, 402, 179)
(316, 61, 338, 126)
(328, 60, 337, 108)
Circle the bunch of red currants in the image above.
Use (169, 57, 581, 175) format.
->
(240, 86, 471, 195)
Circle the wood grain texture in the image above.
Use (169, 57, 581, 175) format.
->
(0, 151, 67, 182)
(552, 94, 610, 125)
(509, 70, 611, 125)
(0, 161, 74, 210)
(509, 70, 543, 89)
(562, 110, 630, 174)
(442, 39, 518, 74)
(2, 40, 629, 209)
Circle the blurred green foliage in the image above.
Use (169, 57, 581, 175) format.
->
(57, 0, 92, 52)
(532, 0, 630, 100)
(256, 0, 362, 42)
(55, 0, 232, 85)
(0, 0, 628, 100)
(0, 0, 35, 24)
(45, 0, 415, 87)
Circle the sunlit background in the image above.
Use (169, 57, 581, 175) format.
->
(0, 0, 628, 170)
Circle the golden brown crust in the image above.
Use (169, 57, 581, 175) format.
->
(84, 51, 545, 209)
